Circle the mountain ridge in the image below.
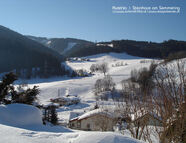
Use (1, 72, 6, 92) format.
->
(0, 25, 64, 76)
(26, 35, 93, 55)
(27, 34, 186, 59)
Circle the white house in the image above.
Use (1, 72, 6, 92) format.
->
(69, 109, 116, 131)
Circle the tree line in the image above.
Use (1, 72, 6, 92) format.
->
(65, 39, 186, 60)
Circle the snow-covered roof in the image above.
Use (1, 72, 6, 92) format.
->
(51, 96, 79, 102)
(69, 112, 82, 121)
(96, 43, 113, 47)
(70, 109, 114, 121)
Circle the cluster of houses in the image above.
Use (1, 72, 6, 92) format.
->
(48, 88, 162, 132)
(68, 108, 162, 131)
(50, 89, 80, 107)
(50, 96, 80, 106)
(96, 43, 114, 48)
(66, 57, 90, 62)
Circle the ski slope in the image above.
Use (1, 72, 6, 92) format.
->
(62, 42, 77, 54)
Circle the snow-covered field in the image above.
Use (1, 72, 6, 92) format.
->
(32, 53, 154, 123)
(0, 52, 157, 143)
(0, 123, 144, 143)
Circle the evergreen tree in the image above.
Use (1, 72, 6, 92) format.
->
(50, 105, 58, 125)
(0, 72, 17, 103)
(0, 72, 39, 105)
(43, 105, 58, 125)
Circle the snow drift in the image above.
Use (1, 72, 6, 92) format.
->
(0, 103, 42, 126)
(73, 132, 144, 143)
(0, 123, 144, 143)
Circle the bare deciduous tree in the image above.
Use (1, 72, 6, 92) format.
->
(118, 80, 152, 142)
(90, 64, 96, 73)
(99, 62, 108, 76)
(90, 62, 108, 76)
(151, 59, 186, 143)
(94, 75, 115, 97)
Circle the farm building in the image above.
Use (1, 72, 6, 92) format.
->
(50, 96, 80, 106)
(69, 109, 116, 131)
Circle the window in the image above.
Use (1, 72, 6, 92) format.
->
(87, 124, 90, 129)
(77, 122, 81, 128)
(71, 123, 74, 127)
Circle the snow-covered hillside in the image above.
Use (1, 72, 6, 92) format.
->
(0, 52, 157, 143)
(62, 42, 77, 54)
(27, 52, 155, 123)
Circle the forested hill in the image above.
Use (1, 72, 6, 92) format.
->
(0, 25, 64, 76)
(65, 39, 186, 59)
(112, 40, 186, 58)
(26, 35, 93, 55)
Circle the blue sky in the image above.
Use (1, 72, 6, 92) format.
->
(0, 0, 185, 42)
